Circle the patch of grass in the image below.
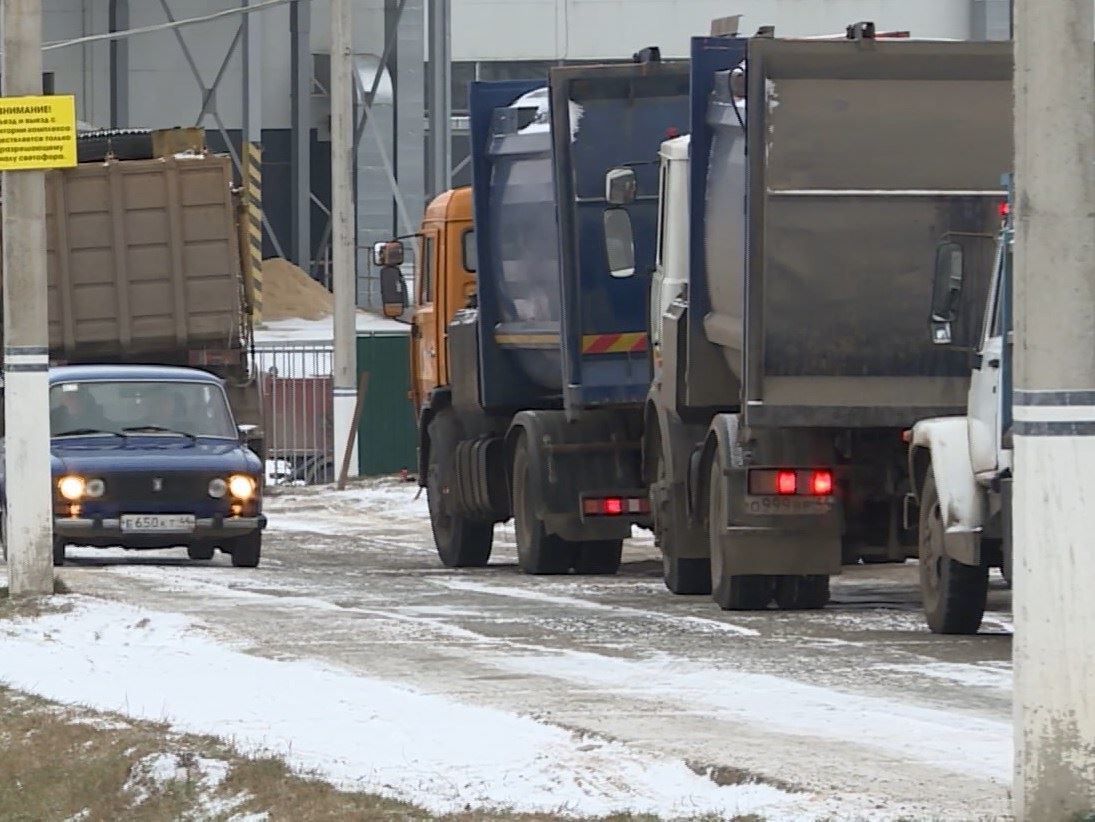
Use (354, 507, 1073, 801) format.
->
(0, 687, 764, 821)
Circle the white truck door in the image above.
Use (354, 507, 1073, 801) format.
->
(968, 238, 1005, 477)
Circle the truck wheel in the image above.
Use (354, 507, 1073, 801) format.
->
(773, 575, 830, 610)
(427, 423, 493, 568)
(512, 437, 574, 574)
(573, 540, 623, 575)
(187, 542, 215, 561)
(652, 443, 711, 594)
(665, 557, 712, 595)
(709, 449, 772, 610)
(53, 537, 67, 567)
(919, 472, 987, 634)
(229, 532, 262, 568)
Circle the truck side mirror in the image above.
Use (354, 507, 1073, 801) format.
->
(603, 208, 635, 278)
(380, 265, 408, 318)
(930, 241, 964, 345)
(605, 167, 637, 205)
(373, 240, 405, 268)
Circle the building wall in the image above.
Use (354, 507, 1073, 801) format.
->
(451, 0, 978, 62)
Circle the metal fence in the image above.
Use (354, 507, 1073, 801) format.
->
(253, 341, 335, 486)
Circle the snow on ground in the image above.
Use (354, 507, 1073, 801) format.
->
(0, 597, 809, 819)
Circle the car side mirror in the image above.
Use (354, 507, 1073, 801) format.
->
(605, 167, 637, 205)
(380, 265, 408, 318)
(930, 241, 964, 345)
(603, 208, 635, 278)
(237, 423, 257, 443)
(372, 240, 405, 267)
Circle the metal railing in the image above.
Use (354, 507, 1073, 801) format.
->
(253, 340, 334, 486)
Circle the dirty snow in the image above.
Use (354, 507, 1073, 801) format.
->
(0, 597, 805, 818)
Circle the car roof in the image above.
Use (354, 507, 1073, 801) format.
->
(49, 365, 223, 385)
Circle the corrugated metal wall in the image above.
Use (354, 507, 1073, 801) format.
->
(356, 332, 417, 475)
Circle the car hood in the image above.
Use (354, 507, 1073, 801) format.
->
(50, 437, 260, 476)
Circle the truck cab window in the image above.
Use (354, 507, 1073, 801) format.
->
(419, 235, 435, 304)
(656, 163, 667, 268)
(462, 228, 477, 273)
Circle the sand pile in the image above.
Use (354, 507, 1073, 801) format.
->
(261, 258, 333, 321)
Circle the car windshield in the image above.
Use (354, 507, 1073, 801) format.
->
(49, 380, 236, 439)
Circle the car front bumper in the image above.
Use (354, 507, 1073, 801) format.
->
(54, 514, 266, 541)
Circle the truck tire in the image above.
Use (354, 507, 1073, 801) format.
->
(573, 540, 623, 575)
(651, 442, 711, 594)
(773, 575, 830, 610)
(426, 414, 493, 568)
(709, 448, 772, 610)
(229, 532, 262, 568)
(187, 542, 215, 561)
(665, 557, 712, 595)
(512, 436, 575, 574)
(919, 472, 987, 634)
(53, 537, 67, 567)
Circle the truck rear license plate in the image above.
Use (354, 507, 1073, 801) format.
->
(745, 496, 832, 516)
(120, 514, 196, 533)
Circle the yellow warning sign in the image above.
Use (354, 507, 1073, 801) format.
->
(0, 95, 77, 171)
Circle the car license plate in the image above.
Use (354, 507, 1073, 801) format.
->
(745, 496, 833, 516)
(120, 514, 196, 533)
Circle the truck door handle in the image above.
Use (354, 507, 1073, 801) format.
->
(988, 358, 1001, 368)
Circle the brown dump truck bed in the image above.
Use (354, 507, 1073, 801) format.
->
(43, 154, 244, 361)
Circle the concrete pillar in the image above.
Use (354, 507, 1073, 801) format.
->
(1012, 1, 1095, 818)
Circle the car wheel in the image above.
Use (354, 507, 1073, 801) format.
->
(229, 532, 261, 568)
(53, 537, 67, 567)
(187, 542, 215, 561)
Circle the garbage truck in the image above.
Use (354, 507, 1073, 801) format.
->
(379, 56, 689, 574)
(633, 31, 1012, 609)
(0, 133, 263, 451)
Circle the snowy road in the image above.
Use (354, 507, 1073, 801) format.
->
(16, 479, 1013, 819)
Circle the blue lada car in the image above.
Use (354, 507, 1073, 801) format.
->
(12, 365, 266, 567)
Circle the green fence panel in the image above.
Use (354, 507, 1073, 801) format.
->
(356, 332, 417, 476)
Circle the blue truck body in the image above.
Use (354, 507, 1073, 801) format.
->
(468, 63, 690, 416)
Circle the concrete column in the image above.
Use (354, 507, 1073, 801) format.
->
(426, 0, 450, 196)
(331, 0, 359, 477)
(2, 0, 54, 597)
(290, 0, 312, 269)
(1012, 1, 1095, 818)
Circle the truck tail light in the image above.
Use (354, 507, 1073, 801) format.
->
(810, 470, 833, 496)
(749, 468, 836, 497)
(776, 470, 797, 495)
(582, 495, 651, 517)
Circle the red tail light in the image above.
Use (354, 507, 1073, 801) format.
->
(999, 201, 1010, 218)
(776, 471, 797, 495)
(810, 470, 833, 496)
(603, 497, 624, 515)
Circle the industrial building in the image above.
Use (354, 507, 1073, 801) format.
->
(36, 0, 1009, 303)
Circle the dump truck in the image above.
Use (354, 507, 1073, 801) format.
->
(380, 56, 689, 574)
(1, 137, 262, 451)
(634, 31, 1012, 608)
(909, 176, 1014, 633)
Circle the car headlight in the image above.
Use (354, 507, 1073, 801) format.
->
(85, 478, 106, 498)
(227, 474, 256, 500)
(58, 475, 86, 501)
(208, 478, 228, 499)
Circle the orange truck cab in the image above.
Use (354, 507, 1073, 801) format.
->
(407, 187, 476, 414)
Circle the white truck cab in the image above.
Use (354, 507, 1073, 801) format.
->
(650, 134, 690, 369)
(909, 193, 1013, 634)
